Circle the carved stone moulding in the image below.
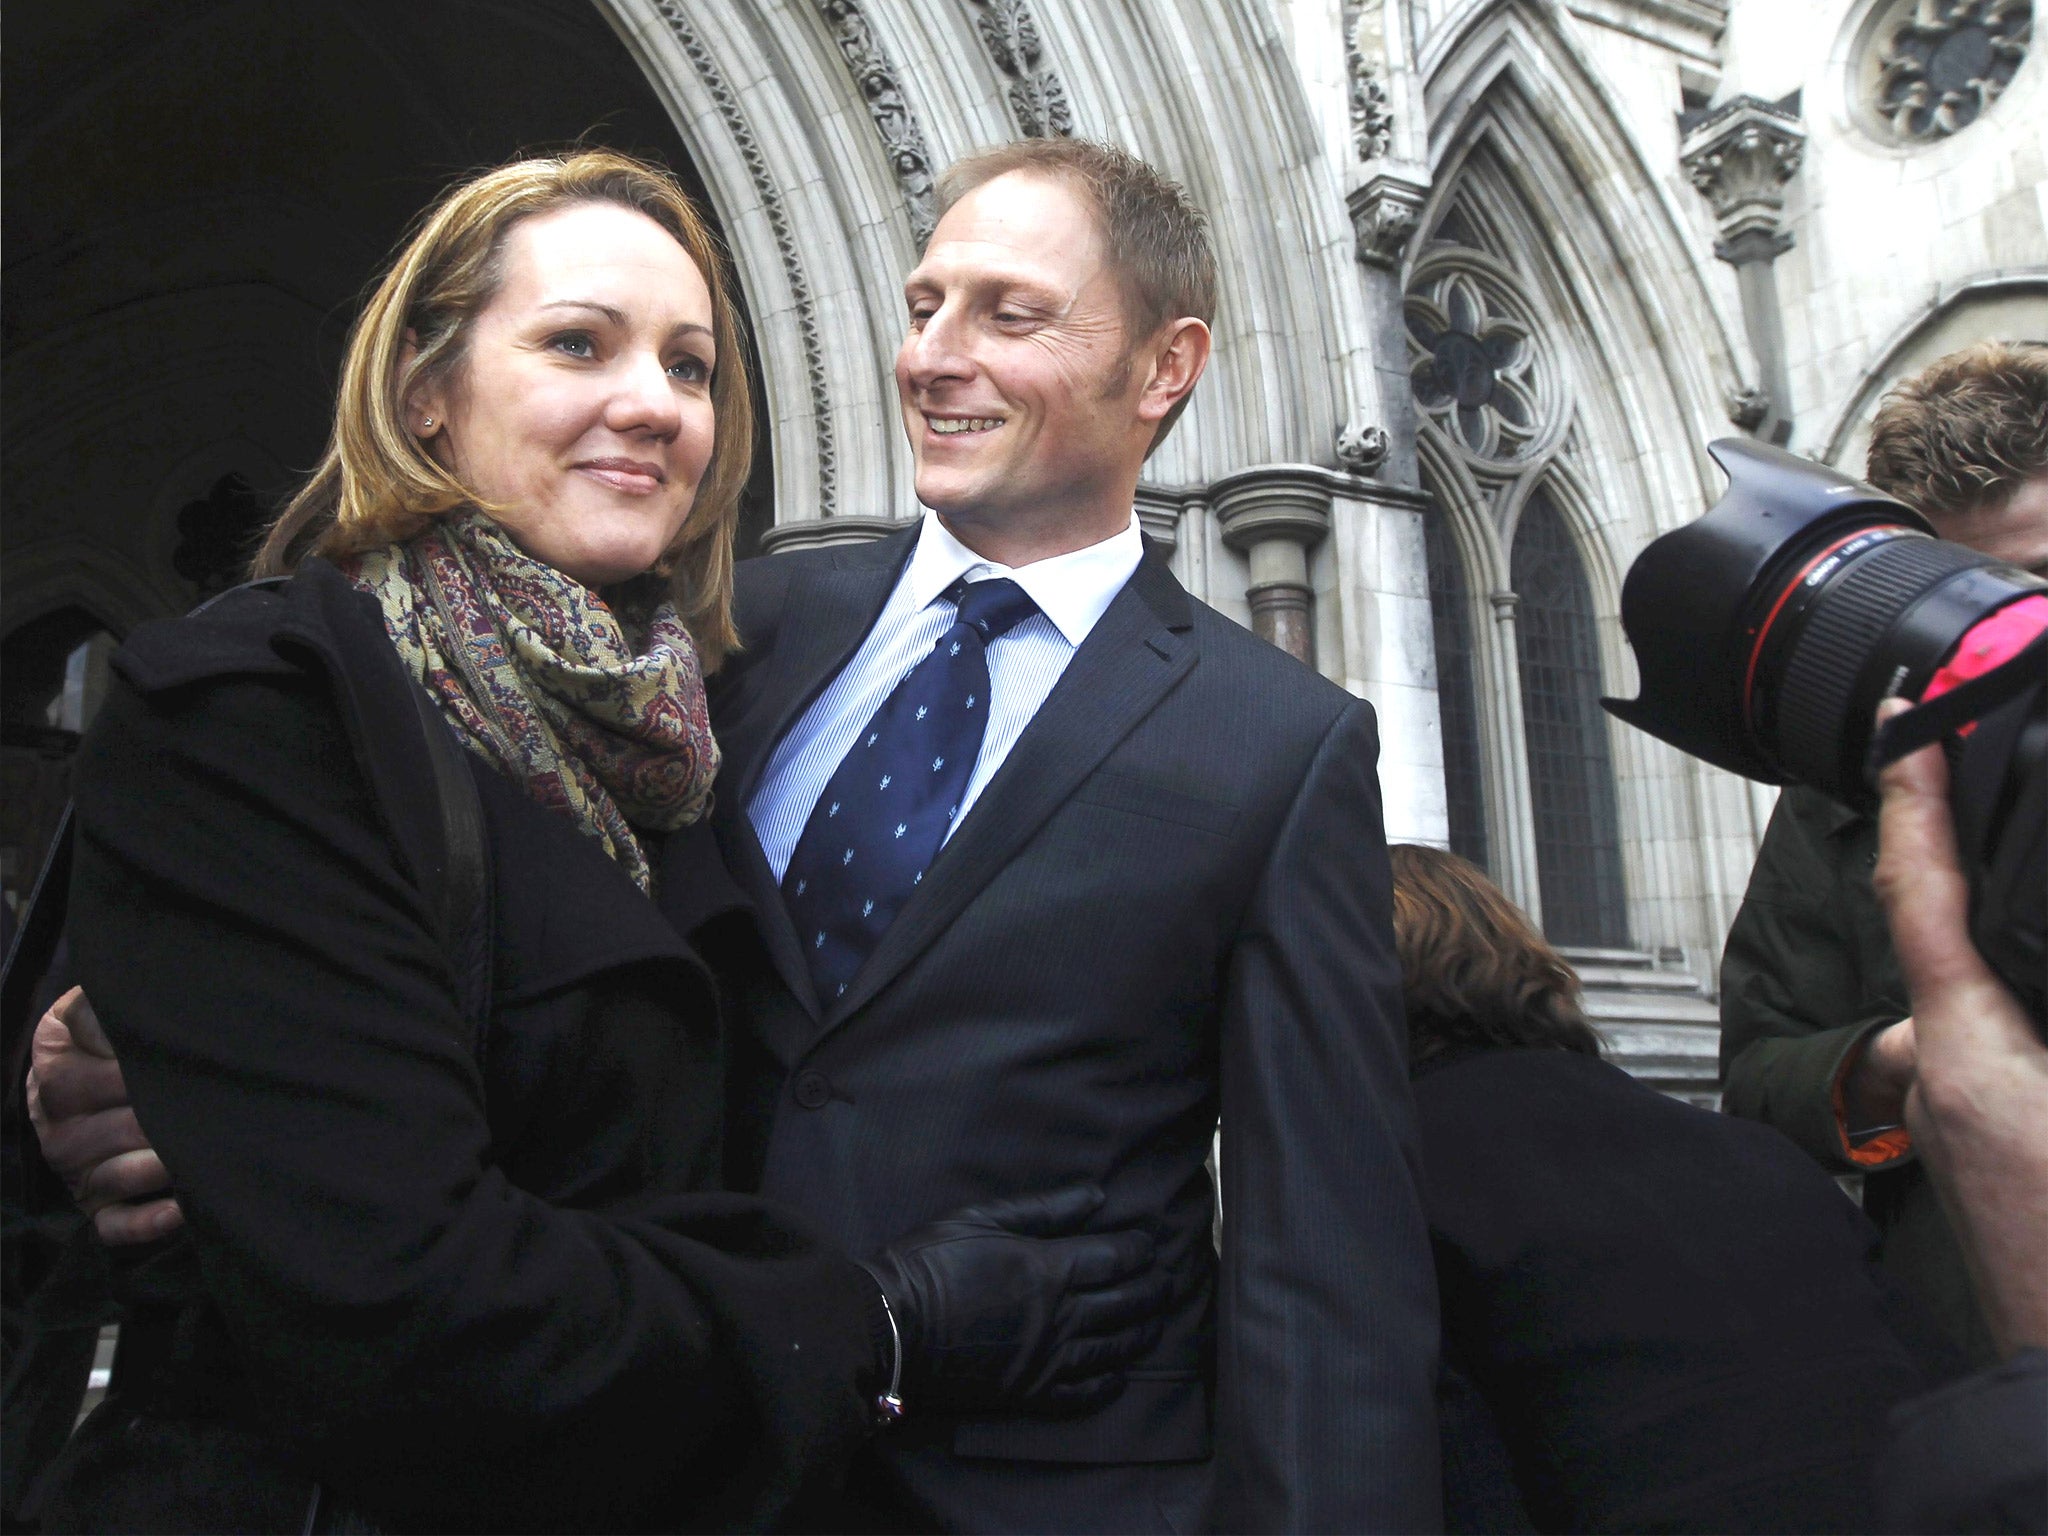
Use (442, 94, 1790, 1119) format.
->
(758, 515, 908, 555)
(1133, 484, 1185, 550)
(1679, 94, 1806, 257)
(968, 0, 1075, 138)
(814, 0, 939, 240)
(652, 0, 838, 515)
(1343, 0, 1396, 161)
(1349, 169, 1429, 271)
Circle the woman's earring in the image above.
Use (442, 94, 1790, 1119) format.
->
(421, 417, 435, 432)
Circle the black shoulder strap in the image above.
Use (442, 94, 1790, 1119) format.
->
(403, 679, 495, 1066)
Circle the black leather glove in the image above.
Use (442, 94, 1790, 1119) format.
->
(861, 1184, 1170, 1417)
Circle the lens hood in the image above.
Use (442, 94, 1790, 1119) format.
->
(1602, 439, 1931, 782)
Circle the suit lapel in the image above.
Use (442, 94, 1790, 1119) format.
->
(712, 530, 916, 1028)
(816, 549, 1197, 1037)
(724, 536, 915, 805)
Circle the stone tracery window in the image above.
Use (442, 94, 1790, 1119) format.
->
(1406, 270, 1543, 461)
(1867, 0, 2032, 142)
(1407, 183, 1629, 945)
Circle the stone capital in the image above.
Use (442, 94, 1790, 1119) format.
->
(758, 515, 905, 555)
(1132, 484, 1184, 550)
(1680, 95, 1805, 262)
(1210, 465, 1334, 554)
(1347, 167, 1429, 272)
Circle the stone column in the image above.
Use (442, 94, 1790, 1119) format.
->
(1680, 95, 1806, 447)
(1210, 465, 1332, 664)
(1486, 589, 1545, 928)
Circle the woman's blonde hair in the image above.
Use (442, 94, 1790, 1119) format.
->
(256, 149, 751, 666)
(1387, 844, 1603, 1064)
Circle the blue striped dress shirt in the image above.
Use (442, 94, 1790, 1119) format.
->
(746, 510, 1144, 882)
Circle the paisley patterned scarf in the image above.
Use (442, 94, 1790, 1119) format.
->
(342, 509, 719, 894)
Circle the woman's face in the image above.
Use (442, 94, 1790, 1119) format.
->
(416, 201, 718, 588)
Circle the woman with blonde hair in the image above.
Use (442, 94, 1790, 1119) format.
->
(27, 150, 1161, 1533)
(1388, 844, 1947, 1534)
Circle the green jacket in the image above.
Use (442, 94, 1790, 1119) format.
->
(1720, 784, 1990, 1366)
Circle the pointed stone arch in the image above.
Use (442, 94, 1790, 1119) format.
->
(601, 0, 1395, 545)
(1407, 5, 1767, 957)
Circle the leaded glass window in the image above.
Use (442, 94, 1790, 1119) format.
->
(1511, 492, 1628, 946)
(1423, 512, 1489, 870)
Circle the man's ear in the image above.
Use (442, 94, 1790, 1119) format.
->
(1135, 317, 1212, 428)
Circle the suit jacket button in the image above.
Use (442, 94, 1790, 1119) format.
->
(793, 1069, 832, 1109)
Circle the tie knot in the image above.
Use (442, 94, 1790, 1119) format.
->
(948, 577, 1039, 644)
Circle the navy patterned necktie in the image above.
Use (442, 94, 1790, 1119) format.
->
(782, 576, 1040, 1005)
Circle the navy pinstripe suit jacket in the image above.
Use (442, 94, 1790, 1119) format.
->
(677, 524, 1439, 1533)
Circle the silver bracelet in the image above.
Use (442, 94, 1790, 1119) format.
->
(873, 1286, 906, 1426)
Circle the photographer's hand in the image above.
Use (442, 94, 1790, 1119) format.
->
(1872, 700, 2048, 1355)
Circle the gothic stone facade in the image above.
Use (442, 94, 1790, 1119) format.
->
(5, 1, 2042, 1086)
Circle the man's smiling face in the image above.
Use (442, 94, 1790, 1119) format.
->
(895, 170, 1147, 554)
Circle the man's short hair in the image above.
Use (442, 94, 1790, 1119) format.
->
(935, 139, 1217, 446)
(1866, 340, 2048, 520)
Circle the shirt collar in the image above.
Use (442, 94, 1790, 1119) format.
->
(902, 510, 1145, 647)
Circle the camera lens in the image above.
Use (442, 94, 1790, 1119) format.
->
(1748, 528, 2029, 801)
(1604, 438, 2048, 807)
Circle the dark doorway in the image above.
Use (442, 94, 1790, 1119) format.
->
(2, 0, 771, 912)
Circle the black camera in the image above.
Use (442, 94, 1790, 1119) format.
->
(1603, 438, 2046, 1022)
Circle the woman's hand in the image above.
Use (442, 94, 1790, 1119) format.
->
(25, 986, 183, 1244)
(863, 1184, 1171, 1417)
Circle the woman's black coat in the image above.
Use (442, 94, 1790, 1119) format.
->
(1418, 1046, 1952, 1535)
(47, 560, 879, 1533)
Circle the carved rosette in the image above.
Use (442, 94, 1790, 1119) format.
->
(816, 0, 939, 242)
(1871, 0, 2032, 142)
(1679, 95, 1806, 264)
(969, 0, 1075, 138)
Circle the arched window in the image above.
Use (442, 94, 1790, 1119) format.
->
(1511, 491, 1627, 946)
(1422, 512, 1490, 870)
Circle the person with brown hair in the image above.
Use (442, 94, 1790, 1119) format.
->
(7, 148, 1168, 1532)
(1391, 844, 1945, 1534)
(1720, 338, 2048, 1369)
(1863, 339, 2048, 578)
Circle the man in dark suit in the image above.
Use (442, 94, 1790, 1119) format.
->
(673, 138, 1438, 1532)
